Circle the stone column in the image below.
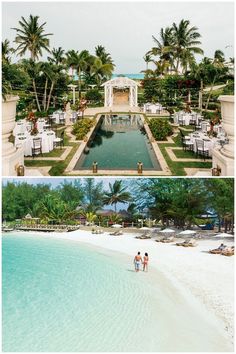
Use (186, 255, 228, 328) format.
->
(65, 101, 72, 126)
(219, 95, 234, 158)
(212, 95, 234, 176)
(2, 95, 24, 176)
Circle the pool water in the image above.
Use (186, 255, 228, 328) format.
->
(74, 115, 161, 170)
(2, 233, 231, 352)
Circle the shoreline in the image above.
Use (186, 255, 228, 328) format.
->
(8, 229, 234, 347)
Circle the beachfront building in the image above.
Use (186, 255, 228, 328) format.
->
(102, 77, 139, 108)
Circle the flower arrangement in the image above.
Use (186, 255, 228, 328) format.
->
(27, 112, 38, 135)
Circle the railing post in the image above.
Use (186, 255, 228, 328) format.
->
(137, 161, 143, 174)
(92, 161, 98, 173)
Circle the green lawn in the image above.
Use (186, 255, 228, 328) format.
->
(157, 132, 212, 175)
(41, 148, 65, 158)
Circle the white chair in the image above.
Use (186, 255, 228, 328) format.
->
(196, 139, 209, 160)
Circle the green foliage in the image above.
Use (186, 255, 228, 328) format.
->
(148, 118, 173, 140)
(103, 180, 132, 212)
(2, 182, 51, 221)
(222, 80, 234, 95)
(85, 88, 102, 102)
(202, 110, 221, 121)
(72, 118, 95, 140)
(2, 62, 30, 98)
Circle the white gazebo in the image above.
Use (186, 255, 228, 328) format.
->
(102, 77, 139, 107)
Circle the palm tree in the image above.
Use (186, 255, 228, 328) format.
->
(21, 59, 42, 111)
(89, 56, 114, 86)
(171, 19, 204, 73)
(2, 39, 14, 64)
(46, 63, 65, 111)
(103, 180, 132, 213)
(48, 47, 65, 65)
(214, 50, 225, 64)
(66, 49, 90, 97)
(36, 194, 76, 224)
(95, 45, 114, 65)
(147, 27, 174, 73)
(143, 53, 152, 70)
(40, 62, 53, 110)
(12, 14, 52, 61)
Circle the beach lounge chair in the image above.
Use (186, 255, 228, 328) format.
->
(109, 230, 123, 236)
(221, 246, 234, 256)
(182, 239, 197, 247)
(209, 244, 227, 254)
(138, 234, 151, 239)
(176, 239, 197, 247)
(92, 228, 104, 234)
(135, 232, 151, 239)
(160, 236, 175, 243)
(155, 236, 165, 242)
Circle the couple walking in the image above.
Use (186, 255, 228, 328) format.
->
(133, 252, 149, 272)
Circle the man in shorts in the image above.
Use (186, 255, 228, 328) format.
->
(133, 252, 142, 272)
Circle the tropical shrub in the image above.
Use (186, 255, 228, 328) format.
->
(85, 89, 102, 102)
(148, 118, 173, 141)
(72, 118, 95, 140)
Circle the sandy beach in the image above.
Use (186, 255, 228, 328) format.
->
(15, 228, 234, 346)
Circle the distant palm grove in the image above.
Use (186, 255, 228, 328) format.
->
(2, 179, 234, 233)
(2, 14, 234, 115)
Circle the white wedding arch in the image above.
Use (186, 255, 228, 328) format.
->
(102, 77, 139, 107)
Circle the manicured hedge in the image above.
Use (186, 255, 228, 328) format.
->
(148, 118, 173, 141)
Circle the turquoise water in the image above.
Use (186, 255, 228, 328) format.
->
(112, 73, 144, 80)
(2, 234, 231, 352)
(73, 73, 144, 81)
(75, 115, 161, 170)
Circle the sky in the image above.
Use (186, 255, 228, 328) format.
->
(2, 1, 234, 73)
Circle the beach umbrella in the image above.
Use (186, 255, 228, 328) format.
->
(178, 230, 196, 235)
(111, 224, 122, 228)
(213, 232, 234, 238)
(160, 228, 175, 233)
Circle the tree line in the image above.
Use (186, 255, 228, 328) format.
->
(2, 14, 115, 111)
(142, 19, 234, 110)
(2, 178, 234, 232)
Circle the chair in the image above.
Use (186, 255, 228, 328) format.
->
(109, 230, 123, 236)
(201, 122, 208, 132)
(59, 113, 65, 125)
(178, 116, 185, 126)
(71, 112, 78, 123)
(53, 130, 64, 149)
(182, 136, 194, 151)
(196, 139, 209, 160)
(160, 236, 175, 243)
(179, 129, 185, 138)
(32, 138, 42, 157)
(189, 117, 196, 126)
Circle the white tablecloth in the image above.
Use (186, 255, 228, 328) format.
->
(173, 112, 202, 125)
(52, 111, 65, 124)
(187, 132, 221, 156)
(15, 130, 56, 156)
(143, 103, 163, 114)
(37, 118, 47, 132)
(13, 119, 32, 136)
